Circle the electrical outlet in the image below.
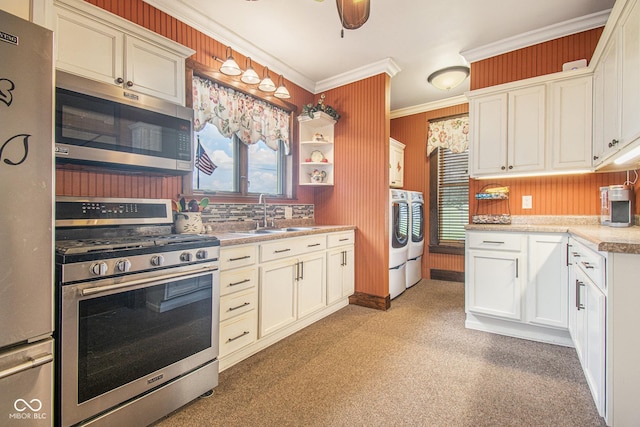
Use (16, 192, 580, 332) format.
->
(522, 195, 532, 209)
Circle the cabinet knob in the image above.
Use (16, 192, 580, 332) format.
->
(608, 139, 619, 148)
(501, 166, 506, 170)
(116, 77, 124, 84)
(593, 155, 599, 161)
(508, 165, 513, 170)
(126, 80, 134, 87)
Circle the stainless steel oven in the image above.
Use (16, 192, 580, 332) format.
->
(55, 197, 220, 427)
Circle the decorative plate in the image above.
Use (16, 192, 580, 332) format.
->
(310, 150, 324, 162)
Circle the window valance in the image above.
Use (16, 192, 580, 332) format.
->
(427, 115, 469, 156)
(192, 75, 290, 154)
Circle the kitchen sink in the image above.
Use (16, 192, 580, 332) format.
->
(230, 227, 318, 235)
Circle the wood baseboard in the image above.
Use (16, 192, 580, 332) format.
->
(430, 269, 464, 283)
(349, 292, 390, 310)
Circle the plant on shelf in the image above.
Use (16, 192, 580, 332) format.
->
(301, 93, 341, 121)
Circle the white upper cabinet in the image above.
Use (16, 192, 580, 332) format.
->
(53, 0, 194, 105)
(389, 138, 405, 188)
(468, 70, 593, 178)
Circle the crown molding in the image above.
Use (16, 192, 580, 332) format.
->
(390, 95, 468, 119)
(142, 0, 316, 92)
(314, 57, 402, 93)
(460, 9, 611, 63)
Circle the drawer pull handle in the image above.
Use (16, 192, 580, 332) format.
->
(229, 278, 251, 287)
(227, 331, 250, 342)
(572, 252, 581, 257)
(581, 261, 594, 269)
(339, 238, 349, 241)
(576, 280, 585, 310)
(275, 248, 291, 254)
(229, 255, 251, 262)
(228, 302, 251, 311)
(482, 240, 505, 244)
(307, 243, 321, 247)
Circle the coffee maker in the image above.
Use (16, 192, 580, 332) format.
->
(601, 185, 634, 227)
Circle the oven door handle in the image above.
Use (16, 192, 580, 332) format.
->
(81, 266, 218, 297)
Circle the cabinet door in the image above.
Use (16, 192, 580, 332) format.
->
(389, 144, 404, 188)
(125, 35, 185, 104)
(466, 249, 522, 320)
(549, 77, 593, 171)
(526, 234, 568, 329)
(342, 247, 355, 297)
(469, 93, 508, 176)
(327, 249, 345, 305)
(297, 254, 326, 319)
(259, 260, 296, 337)
(621, 0, 640, 145)
(508, 85, 546, 173)
(594, 32, 622, 165)
(584, 278, 606, 417)
(54, 8, 123, 86)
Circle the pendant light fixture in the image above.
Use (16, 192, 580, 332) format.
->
(258, 67, 276, 92)
(336, 0, 370, 37)
(219, 46, 241, 76)
(274, 75, 291, 99)
(240, 57, 260, 85)
(427, 66, 470, 91)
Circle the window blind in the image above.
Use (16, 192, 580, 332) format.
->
(438, 148, 469, 242)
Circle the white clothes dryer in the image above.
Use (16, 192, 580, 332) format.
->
(406, 191, 424, 288)
(389, 189, 409, 299)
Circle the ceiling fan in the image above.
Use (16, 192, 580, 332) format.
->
(315, 0, 371, 36)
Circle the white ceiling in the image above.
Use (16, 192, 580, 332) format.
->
(144, 0, 614, 112)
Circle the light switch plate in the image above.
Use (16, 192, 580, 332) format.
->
(522, 195, 532, 209)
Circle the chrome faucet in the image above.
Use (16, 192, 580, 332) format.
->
(258, 193, 268, 228)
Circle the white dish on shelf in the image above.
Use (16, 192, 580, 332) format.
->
(310, 150, 324, 163)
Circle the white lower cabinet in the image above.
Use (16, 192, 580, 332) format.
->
(220, 230, 354, 371)
(568, 237, 606, 418)
(465, 230, 571, 345)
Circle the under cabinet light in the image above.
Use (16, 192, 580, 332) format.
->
(614, 145, 640, 165)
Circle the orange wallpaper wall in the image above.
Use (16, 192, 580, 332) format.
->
(314, 75, 391, 299)
(391, 104, 469, 276)
(57, 0, 315, 204)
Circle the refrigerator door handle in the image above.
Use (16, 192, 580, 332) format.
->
(0, 353, 53, 380)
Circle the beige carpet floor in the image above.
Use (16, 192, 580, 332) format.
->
(154, 279, 606, 427)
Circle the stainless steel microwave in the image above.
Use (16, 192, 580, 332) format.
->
(55, 71, 193, 174)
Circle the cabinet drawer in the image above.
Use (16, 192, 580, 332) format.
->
(327, 231, 355, 248)
(260, 235, 327, 263)
(570, 239, 606, 291)
(220, 267, 257, 297)
(467, 232, 524, 251)
(219, 310, 257, 358)
(220, 288, 257, 321)
(220, 245, 257, 270)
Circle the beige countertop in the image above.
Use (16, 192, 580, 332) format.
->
(213, 225, 356, 247)
(466, 220, 640, 254)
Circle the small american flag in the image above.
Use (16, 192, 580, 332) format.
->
(195, 139, 216, 175)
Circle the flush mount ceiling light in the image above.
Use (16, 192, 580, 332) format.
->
(427, 66, 470, 91)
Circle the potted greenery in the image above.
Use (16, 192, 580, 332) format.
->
(301, 93, 340, 122)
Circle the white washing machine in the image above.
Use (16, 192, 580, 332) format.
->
(389, 189, 409, 299)
(406, 191, 424, 288)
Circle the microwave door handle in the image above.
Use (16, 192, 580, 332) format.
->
(0, 353, 53, 380)
(81, 266, 217, 297)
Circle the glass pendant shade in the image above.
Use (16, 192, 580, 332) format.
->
(336, 0, 370, 30)
(220, 46, 241, 76)
(427, 66, 470, 91)
(258, 68, 276, 92)
(274, 76, 291, 99)
(241, 58, 260, 84)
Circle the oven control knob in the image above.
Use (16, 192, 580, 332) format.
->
(181, 252, 193, 262)
(196, 249, 208, 260)
(150, 255, 164, 266)
(90, 262, 108, 276)
(116, 259, 131, 272)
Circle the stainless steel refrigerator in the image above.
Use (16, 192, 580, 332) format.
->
(0, 9, 54, 426)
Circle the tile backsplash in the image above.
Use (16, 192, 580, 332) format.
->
(201, 202, 314, 226)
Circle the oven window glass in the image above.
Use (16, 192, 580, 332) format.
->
(77, 274, 212, 403)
